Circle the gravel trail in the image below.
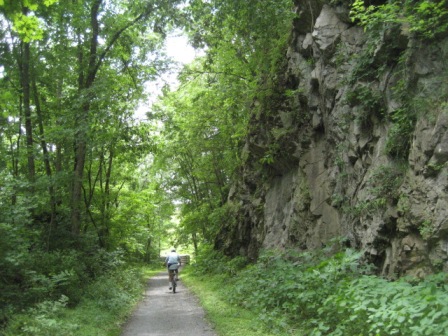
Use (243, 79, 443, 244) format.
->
(121, 270, 217, 336)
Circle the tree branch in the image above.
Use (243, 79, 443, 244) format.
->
(92, 4, 154, 79)
(182, 70, 250, 81)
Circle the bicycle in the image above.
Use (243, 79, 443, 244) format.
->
(169, 269, 177, 293)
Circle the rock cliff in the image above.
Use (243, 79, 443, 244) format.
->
(216, 0, 448, 278)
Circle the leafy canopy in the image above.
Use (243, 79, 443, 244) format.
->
(351, 0, 448, 39)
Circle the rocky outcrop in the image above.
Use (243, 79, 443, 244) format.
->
(216, 1, 448, 278)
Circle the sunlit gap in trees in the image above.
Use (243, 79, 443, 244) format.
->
(134, 31, 201, 121)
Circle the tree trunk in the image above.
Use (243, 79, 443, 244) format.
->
(32, 73, 57, 247)
(71, 104, 89, 235)
(70, 0, 153, 236)
(192, 232, 198, 255)
(71, 0, 102, 236)
(21, 39, 35, 181)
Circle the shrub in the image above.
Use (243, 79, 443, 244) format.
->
(84, 267, 143, 314)
(23, 250, 85, 305)
(2, 296, 78, 336)
(2, 265, 146, 336)
(194, 244, 448, 335)
(228, 246, 370, 333)
(385, 107, 416, 159)
(315, 273, 448, 336)
(192, 244, 248, 275)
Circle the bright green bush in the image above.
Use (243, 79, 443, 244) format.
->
(3, 296, 77, 336)
(2, 265, 148, 336)
(83, 267, 143, 314)
(315, 273, 448, 336)
(192, 243, 248, 275)
(0, 242, 142, 334)
(351, 0, 448, 39)
(228, 247, 368, 334)
(23, 250, 85, 305)
(193, 245, 448, 335)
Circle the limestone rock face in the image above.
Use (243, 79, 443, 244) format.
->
(216, 0, 448, 277)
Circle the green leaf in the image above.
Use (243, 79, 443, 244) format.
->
(12, 13, 44, 41)
(24, 0, 38, 11)
(44, 0, 58, 6)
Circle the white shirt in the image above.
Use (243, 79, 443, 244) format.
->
(166, 252, 180, 269)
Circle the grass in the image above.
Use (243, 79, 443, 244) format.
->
(62, 265, 163, 336)
(181, 266, 289, 336)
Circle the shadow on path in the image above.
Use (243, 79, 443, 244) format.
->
(121, 271, 216, 336)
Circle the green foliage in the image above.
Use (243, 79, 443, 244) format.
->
(351, 0, 402, 32)
(0, 173, 42, 317)
(186, 0, 293, 72)
(2, 265, 153, 336)
(12, 13, 44, 41)
(151, 50, 253, 248)
(0, 2, 179, 323)
(0, 0, 59, 42)
(424, 161, 446, 177)
(190, 246, 448, 336)
(419, 219, 434, 240)
(182, 266, 285, 336)
(3, 296, 75, 336)
(83, 267, 143, 314)
(351, 0, 448, 39)
(192, 244, 248, 276)
(228, 247, 369, 334)
(316, 273, 448, 336)
(0, 243, 130, 331)
(370, 164, 405, 200)
(385, 107, 417, 159)
(207, 203, 239, 234)
(351, 164, 405, 216)
(24, 251, 84, 304)
(259, 143, 280, 165)
(137, 0, 295, 257)
(345, 85, 385, 126)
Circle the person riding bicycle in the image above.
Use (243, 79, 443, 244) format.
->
(165, 249, 181, 290)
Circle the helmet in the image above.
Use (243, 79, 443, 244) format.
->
(171, 249, 176, 252)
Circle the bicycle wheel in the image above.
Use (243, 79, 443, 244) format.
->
(172, 278, 176, 293)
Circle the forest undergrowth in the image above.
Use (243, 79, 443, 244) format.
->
(1, 251, 162, 336)
(185, 243, 448, 336)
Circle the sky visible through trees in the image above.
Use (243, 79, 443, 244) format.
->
(135, 31, 198, 121)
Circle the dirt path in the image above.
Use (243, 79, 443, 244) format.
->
(121, 270, 217, 336)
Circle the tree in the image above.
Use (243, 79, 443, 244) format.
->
(70, 0, 154, 235)
(0, 0, 186, 249)
(0, 0, 189, 322)
(149, 0, 293, 251)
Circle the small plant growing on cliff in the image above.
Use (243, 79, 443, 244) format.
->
(351, 0, 448, 39)
(345, 85, 385, 126)
(284, 88, 303, 98)
(397, 194, 411, 214)
(259, 143, 280, 165)
(424, 161, 446, 177)
(353, 164, 405, 215)
(385, 107, 416, 159)
(419, 219, 434, 240)
(371, 164, 405, 201)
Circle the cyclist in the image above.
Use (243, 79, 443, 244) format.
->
(165, 249, 181, 290)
